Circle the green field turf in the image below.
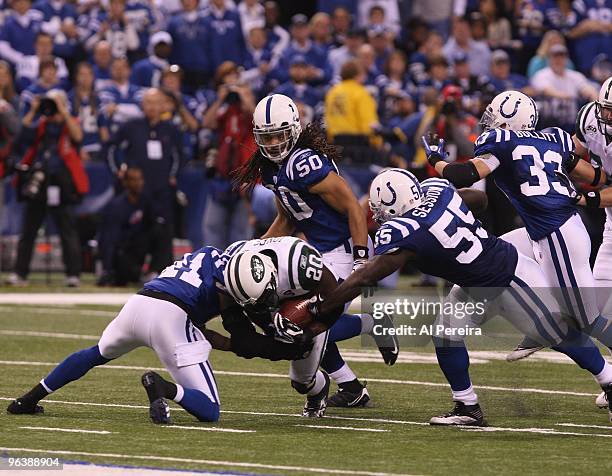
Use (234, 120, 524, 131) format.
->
(0, 303, 611, 476)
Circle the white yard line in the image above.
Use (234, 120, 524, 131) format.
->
(0, 306, 116, 317)
(19, 426, 112, 434)
(459, 426, 612, 438)
(295, 424, 389, 433)
(0, 360, 599, 398)
(0, 294, 132, 305)
(0, 330, 99, 340)
(556, 423, 612, 430)
(165, 426, 255, 434)
(0, 447, 413, 476)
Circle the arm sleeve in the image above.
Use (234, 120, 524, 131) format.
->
(441, 161, 482, 188)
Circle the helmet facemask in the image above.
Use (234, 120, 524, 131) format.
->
(595, 101, 612, 142)
(254, 123, 301, 163)
(243, 274, 280, 314)
(479, 105, 503, 132)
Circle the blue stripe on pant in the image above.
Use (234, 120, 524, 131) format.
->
(554, 231, 589, 326)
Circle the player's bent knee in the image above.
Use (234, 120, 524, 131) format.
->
(291, 379, 314, 394)
(196, 402, 220, 422)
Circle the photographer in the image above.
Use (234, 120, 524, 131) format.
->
(7, 89, 88, 287)
(201, 61, 255, 249)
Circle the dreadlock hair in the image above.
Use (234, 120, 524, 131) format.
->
(232, 120, 340, 193)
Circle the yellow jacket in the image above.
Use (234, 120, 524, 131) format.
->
(324, 79, 378, 140)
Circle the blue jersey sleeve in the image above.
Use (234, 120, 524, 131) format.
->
(374, 219, 419, 256)
(474, 129, 504, 158)
(286, 149, 335, 190)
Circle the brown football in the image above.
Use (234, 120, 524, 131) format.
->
(279, 296, 314, 329)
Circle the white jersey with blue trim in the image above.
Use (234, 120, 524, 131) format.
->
(261, 147, 352, 252)
(374, 178, 518, 288)
(144, 246, 225, 325)
(474, 127, 577, 240)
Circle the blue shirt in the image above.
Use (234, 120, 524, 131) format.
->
(145, 246, 225, 326)
(167, 10, 209, 72)
(571, 0, 612, 73)
(375, 178, 518, 288)
(474, 127, 577, 240)
(261, 147, 351, 252)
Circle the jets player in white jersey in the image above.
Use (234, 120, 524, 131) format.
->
(233, 94, 392, 407)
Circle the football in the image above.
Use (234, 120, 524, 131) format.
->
(279, 296, 314, 329)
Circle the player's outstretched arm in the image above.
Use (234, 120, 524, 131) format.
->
(564, 149, 608, 188)
(318, 251, 410, 316)
(261, 197, 296, 238)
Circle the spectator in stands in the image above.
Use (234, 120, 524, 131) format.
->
(443, 16, 491, 77)
(274, 55, 322, 121)
(15, 32, 69, 92)
(0, 0, 41, 65)
(358, 1, 401, 37)
(420, 54, 452, 92)
(376, 50, 417, 124)
(330, 6, 352, 47)
(408, 30, 444, 85)
(479, 0, 514, 50)
(544, 0, 579, 35)
(357, 44, 380, 90)
(167, 0, 209, 93)
(238, 0, 265, 38)
(9, 89, 87, 287)
(0, 61, 20, 178)
(242, 24, 272, 99)
(69, 62, 102, 162)
(0, 60, 19, 111)
(84, 0, 139, 60)
(514, 0, 548, 73)
(530, 43, 598, 131)
(568, 0, 612, 74)
(324, 59, 380, 144)
(367, 25, 393, 73)
(527, 30, 576, 78)
(329, 27, 366, 80)
(201, 61, 256, 249)
(99, 57, 143, 137)
(34, 0, 80, 61)
(410, 0, 454, 39)
(92, 41, 113, 91)
(130, 31, 172, 88)
(105, 88, 182, 278)
(450, 52, 496, 117)
(488, 49, 532, 94)
(20, 57, 64, 116)
(263, 1, 290, 64)
(591, 53, 612, 84)
(205, 0, 247, 73)
(311, 12, 333, 51)
(273, 14, 331, 86)
(97, 166, 152, 286)
(124, 0, 155, 60)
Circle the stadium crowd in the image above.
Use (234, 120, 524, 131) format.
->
(0, 0, 610, 286)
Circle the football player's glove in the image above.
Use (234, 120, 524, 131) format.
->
(273, 312, 305, 344)
(421, 133, 447, 166)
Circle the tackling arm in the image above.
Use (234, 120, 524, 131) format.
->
(261, 197, 296, 238)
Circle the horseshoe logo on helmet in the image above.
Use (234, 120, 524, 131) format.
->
(500, 95, 520, 118)
(379, 182, 397, 206)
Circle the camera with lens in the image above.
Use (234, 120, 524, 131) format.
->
(224, 87, 242, 106)
(37, 95, 58, 117)
(441, 99, 458, 116)
(16, 162, 46, 200)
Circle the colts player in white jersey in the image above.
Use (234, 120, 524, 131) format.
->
(233, 94, 397, 408)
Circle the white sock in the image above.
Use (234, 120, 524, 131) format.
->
(594, 362, 612, 386)
(329, 363, 357, 384)
(360, 313, 374, 335)
(40, 379, 53, 394)
(173, 384, 185, 403)
(452, 385, 478, 406)
(307, 371, 326, 397)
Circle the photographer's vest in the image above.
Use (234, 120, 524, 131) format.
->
(18, 119, 89, 195)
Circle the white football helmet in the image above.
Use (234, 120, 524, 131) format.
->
(480, 90, 538, 131)
(253, 94, 302, 163)
(369, 168, 423, 224)
(595, 76, 612, 138)
(223, 250, 280, 312)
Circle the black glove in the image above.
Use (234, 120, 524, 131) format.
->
(273, 312, 306, 344)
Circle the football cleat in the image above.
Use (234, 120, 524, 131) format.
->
(603, 383, 612, 423)
(328, 381, 371, 408)
(429, 402, 487, 426)
(376, 314, 399, 366)
(302, 372, 330, 418)
(141, 371, 172, 424)
(7, 398, 44, 415)
(506, 336, 545, 362)
(596, 391, 608, 409)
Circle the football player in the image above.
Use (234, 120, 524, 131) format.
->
(234, 94, 388, 407)
(7, 247, 311, 424)
(316, 168, 612, 425)
(221, 236, 393, 417)
(421, 91, 612, 357)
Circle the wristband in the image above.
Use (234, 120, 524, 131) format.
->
(353, 245, 369, 260)
(584, 191, 601, 208)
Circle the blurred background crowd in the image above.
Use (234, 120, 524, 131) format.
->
(0, 0, 610, 287)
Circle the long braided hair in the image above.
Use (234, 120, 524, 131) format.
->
(232, 121, 340, 193)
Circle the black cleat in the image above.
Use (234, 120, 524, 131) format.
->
(327, 380, 371, 408)
(7, 398, 44, 415)
(141, 371, 172, 424)
(376, 314, 399, 366)
(603, 383, 612, 423)
(429, 402, 487, 426)
(302, 372, 330, 418)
